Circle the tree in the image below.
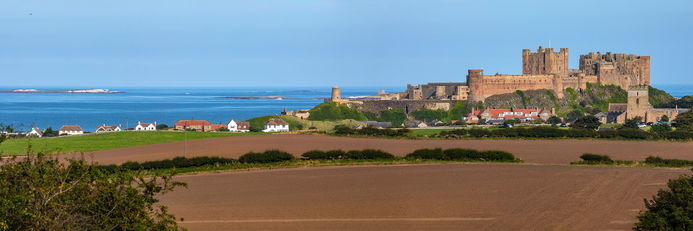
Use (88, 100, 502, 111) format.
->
(649, 123, 672, 134)
(566, 110, 584, 122)
(660, 115, 669, 122)
(570, 115, 601, 130)
(42, 127, 59, 137)
(0, 154, 186, 230)
(673, 111, 693, 131)
(156, 124, 169, 130)
(378, 109, 407, 127)
(308, 103, 367, 121)
(217, 127, 229, 132)
(412, 109, 447, 123)
(623, 116, 643, 129)
(634, 170, 693, 230)
(547, 116, 562, 125)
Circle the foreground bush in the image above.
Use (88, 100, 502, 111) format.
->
(437, 126, 693, 140)
(301, 149, 395, 160)
(634, 170, 693, 230)
(405, 148, 517, 162)
(0, 154, 185, 230)
(579, 153, 614, 163)
(333, 125, 411, 137)
(110, 156, 236, 171)
(644, 156, 693, 167)
(239, 150, 294, 163)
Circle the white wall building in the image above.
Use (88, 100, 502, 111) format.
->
(135, 121, 157, 131)
(227, 120, 251, 132)
(59, 125, 84, 136)
(26, 127, 43, 137)
(262, 118, 289, 132)
(96, 125, 122, 133)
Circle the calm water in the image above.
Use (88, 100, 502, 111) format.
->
(0, 85, 690, 132)
(0, 87, 401, 132)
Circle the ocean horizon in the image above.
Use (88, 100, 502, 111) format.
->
(1, 84, 691, 132)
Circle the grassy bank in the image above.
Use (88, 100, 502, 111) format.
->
(0, 131, 263, 155)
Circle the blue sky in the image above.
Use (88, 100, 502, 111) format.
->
(1, 0, 691, 87)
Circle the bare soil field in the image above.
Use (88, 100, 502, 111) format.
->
(74, 134, 693, 165)
(159, 163, 688, 231)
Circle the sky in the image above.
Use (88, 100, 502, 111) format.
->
(1, 0, 692, 88)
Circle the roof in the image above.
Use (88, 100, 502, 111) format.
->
(210, 124, 227, 130)
(237, 122, 250, 129)
(608, 104, 628, 112)
(29, 127, 43, 134)
(138, 122, 155, 127)
(176, 120, 211, 126)
(59, 125, 83, 132)
(265, 118, 288, 126)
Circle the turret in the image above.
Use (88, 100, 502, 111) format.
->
(331, 86, 341, 101)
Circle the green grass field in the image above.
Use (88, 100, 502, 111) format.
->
(0, 131, 263, 155)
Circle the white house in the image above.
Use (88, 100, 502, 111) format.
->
(227, 120, 251, 132)
(59, 125, 84, 136)
(262, 118, 289, 132)
(135, 121, 157, 131)
(96, 125, 122, 133)
(26, 127, 43, 137)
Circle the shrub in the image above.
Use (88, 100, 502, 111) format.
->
(617, 128, 650, 139)
(649, 123, 672, 134)
(117, 156, 237, 170)
(663, 130, 693, 140)
(308, 103, 368, 121)
(239, 150, 294, 163)
(406, 148, 445, 160)
(468, 128, 490, 137)
(643, 156, 693, 167)
(301, 150, 346, 160)
(597, 130, 618, 138)
(579, 153, 614, 163)
(345, 149, 395, 160)
(443, 148, 481, 160)
(478, 150, 516, 161)
(571, 115, 602, 130)
(634, 170, 693, 230)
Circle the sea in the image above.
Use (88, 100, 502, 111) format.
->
(0, 85, 690, 132)
(0, 86, 402, 132)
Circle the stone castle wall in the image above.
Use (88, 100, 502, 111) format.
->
(579, 52, 650, 88)
(347, 100, 461, 114)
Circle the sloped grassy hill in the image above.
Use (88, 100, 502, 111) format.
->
(483, 84, 676, 117)
(247, 115, 364, 131)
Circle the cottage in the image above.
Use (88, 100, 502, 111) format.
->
(175, 120, 211, 131)
(26, 127, 43, 137)
(262, 118, 289, 132)
(96, 125, 122, 133)
(227, 120, 250, 132)
(135, 121, 157, 131)
(59, 125, 83, 136)
(464, 108, 554, 123)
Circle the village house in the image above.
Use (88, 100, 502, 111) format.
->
(464, 108, 553, 123)
(59, 125, 83, 136)
(96, 125, 122, 133)
(25, 127, 43, 137)
(135, 121, 157, 131)
(227, 120, 250, 132)
(262, 118, 289, 132)
(175, 120, 211, 131)
(210, 124, 227, 131)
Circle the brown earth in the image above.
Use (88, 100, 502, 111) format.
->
(159, 163, 687, 231)
(75, 134, 693, 165)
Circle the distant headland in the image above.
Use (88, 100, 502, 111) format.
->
(0, 89, 126, 94)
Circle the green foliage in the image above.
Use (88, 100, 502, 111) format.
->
(156, 124, 169, 130)
(333, 125, 411, 137)
(363, 111, 379, 121)
(579, 153, 614, 163)
(623, 116, 643, 129)
(405, 148, 517, 162)
(648, 86, 676, 108)
(547, 116, 562, 125)
(616, 128, 651, 139)
(566, 110, 584, 122)
(0, 154, 185, 230)
(448, 102, 470, 121)
(515, 90, 528, 108)
(658, 95, 693, 108)
(586, 83, 628, 112)
(634, 170, 693, 230)
(571, 115, 601, 130)
(643, 156, 693, 168)
(436, 126, 686, 140)
(649, 124, 672, 134)
(565, 88, 578, 101)
(308, 103, 367, 121)
(378, 108, 407, 127)
(42, 127, 59, 137)
(673, 111, 693, 131)
(238, 150, 294, 163)
(545, 90, 561, 113)
(105, 156, 237, 171)
(300, 149, 397, 160)
(412, 109, 448, 122)
(661, 115, 669, 122)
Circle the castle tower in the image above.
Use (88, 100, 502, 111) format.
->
(522, 46, 569, 76)
(331, 86, 341, 102)
(466, 69, 484, 102)
(626, 86, 650, 120)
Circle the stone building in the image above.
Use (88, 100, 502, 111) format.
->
(608, 86, 688, 123)
(466, 47, 649, 101)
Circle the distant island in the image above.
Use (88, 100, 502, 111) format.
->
(0, 89, 126, 94)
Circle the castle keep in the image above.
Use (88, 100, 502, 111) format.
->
(328, 47, 651, 115)
(466, 47, 649, 101)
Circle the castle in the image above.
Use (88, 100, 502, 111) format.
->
(328, 47, 653, 116)
(605, 86, 688, 123)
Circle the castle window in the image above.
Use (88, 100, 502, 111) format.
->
(636, 99, 639, 104)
